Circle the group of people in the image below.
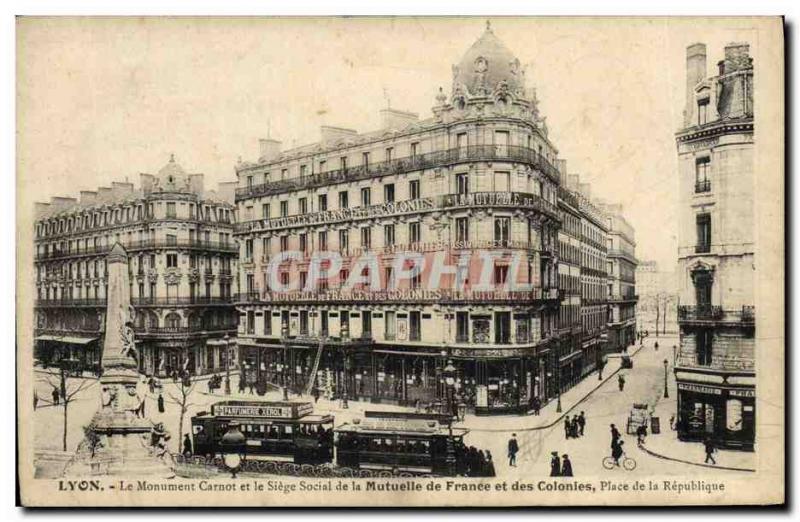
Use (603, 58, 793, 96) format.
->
(563, 412, 587, 439)
(549, 452, 573, 477)
(457, 445, 496, 477)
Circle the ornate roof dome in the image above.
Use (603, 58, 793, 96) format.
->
(452, 22, 523, 98)
(156, 154, 189, 191)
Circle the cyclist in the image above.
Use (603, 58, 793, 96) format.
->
(611, 439, 625, 467)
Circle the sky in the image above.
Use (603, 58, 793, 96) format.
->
(16, 17, 759, 270)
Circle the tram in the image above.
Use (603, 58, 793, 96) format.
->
(334, 411, 470, 476)
(191, 400, 334, 464)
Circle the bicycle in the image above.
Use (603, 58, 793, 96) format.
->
(602, 452, 636, 471)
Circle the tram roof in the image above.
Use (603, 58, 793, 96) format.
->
(335, 418, 469, 437)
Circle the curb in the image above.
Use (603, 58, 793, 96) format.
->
(467, 344, 646, 433)
(637, 442, 756, 473)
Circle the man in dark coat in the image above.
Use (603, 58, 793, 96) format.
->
(618, 374, 625, 391)
(507, 434, 519, 467)
(549, 451, 561, 477)
(704, 437, 717, 464)
(485, 451, 496, 477)
(577, 411, 586, 436)
(157, 393, 165, 413)
(238, 377, 246, 393)
(183, 434, 193, 457)
(571, 415, 580, 438)
(561, 454, 573, 477)
(51, 387, 59, 405)
(636, 424, 648, 445)
(610, 424, 621, 446)
(564, 415, 571, 439)
(532, 396, 541, 416)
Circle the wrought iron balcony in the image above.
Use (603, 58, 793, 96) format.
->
(134, 325, 237, 336)
(131, 296, 234, 306)
(678, 305, 755, 325)
(236, 144, 561, 202)
(35, 298, 107, 308)
(695, 180, 712, 193)
(607, 294, 639, 303)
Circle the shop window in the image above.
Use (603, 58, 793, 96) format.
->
(456, 312, 469, 342)
(726, 399, 743, 431)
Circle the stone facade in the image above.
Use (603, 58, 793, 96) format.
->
(601, 205, 638, 352)
(33, 156, 239, 377)
(674, 42, 755, 450)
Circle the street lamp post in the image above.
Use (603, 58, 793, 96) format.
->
(282, 345, 289, 401)
(341, 349, 350, 409)
(224, 334, 231, 395)
(556, 378, 563, 413)
(672, 345, 677, 365)
(663, 358, 669, 399)
(443, 359, 457, 475)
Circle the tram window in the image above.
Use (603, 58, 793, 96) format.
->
(284, 426, 293, 435)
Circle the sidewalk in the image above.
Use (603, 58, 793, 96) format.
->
(460, 342, 647, 432)
(640, 369, 756, 473)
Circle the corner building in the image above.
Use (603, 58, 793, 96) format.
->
(674, 43, 755, 449)
(34, 157, 239, 377)
(602, 204, 638, 353)
(234, 26, 572, 415)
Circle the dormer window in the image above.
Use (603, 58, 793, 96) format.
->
(698, 98, 710, 125)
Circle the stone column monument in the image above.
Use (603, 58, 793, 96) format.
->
(66, 243, 172, 476)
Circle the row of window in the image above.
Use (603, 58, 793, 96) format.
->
(37, 201, 233, 239)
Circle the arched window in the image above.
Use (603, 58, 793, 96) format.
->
(165, 312, 181, 329)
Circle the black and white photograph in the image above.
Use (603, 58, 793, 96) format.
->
(14, 15, 784, 507)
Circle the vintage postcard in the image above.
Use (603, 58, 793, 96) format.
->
(16, 16, 785, 507)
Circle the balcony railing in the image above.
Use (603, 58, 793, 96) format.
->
(678, 305, 755, 324)
(235, 191, 561, 235)
(235, 287, 561, 305)
(131, 296, 234, 306)
(695, 180, 712, 193)
(236, 144, 561, 202)
(607, 294, 639, 303)
(35, 298, 107, 307)
(36, 238, 237, 261)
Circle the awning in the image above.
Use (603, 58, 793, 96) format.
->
(35, 334, 62, 342)
(58, 336, 97, 345)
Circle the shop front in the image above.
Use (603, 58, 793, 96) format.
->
(676, 381, 755, 451)
(34, 334, 100, 373)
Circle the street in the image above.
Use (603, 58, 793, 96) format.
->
(33, 335, 754, 478)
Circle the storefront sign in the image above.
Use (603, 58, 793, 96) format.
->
(678, 383, 722, 395)
(213, 402, 313, 419)
(729, 389, 756, 398)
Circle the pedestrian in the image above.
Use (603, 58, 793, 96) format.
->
(532, 396, 541, 416)
(248, 382, 255, 394)
(571, 415, 580, 438)
(564, 415, 571, 439)
(238, 376, 246, 393)
(157, 393, 165, 413)
(561, 454, 573, 477)
(669, 414, 676, 431)
(655, 341, 659, 351)
(618, 374, 625, 391)
(183, 434, 193, 457)
(549, 451, 561, 477)
(485, 451, 496, 477)
(704, 437, 717, 465)
(51, 387, 59, 406)
(148, 377, 155, 394)
(577, 411, 586, 436)
(610, 424, 621, 447)
(507, 433, 519, 467)
(636, 423, 648, 445)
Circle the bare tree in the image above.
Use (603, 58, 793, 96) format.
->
(164, 334, 196, 451)
(43, 367, 98, 452)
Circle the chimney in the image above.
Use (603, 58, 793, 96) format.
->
(49, 196, 77, 211)
(140, 173, 156, 194)
(320, 126, 358, 146)
(556, 159, 567, 176)
(724, 42, 751, 73)
(97, 187, 113, 203)
(111, 181, 134, 198)
(379, 108, 419, 130)
(35, 202, 51, 219)
(684, 43, 707, 127)
(80, 191, 98, 206)
(258, 138, 282, 162)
